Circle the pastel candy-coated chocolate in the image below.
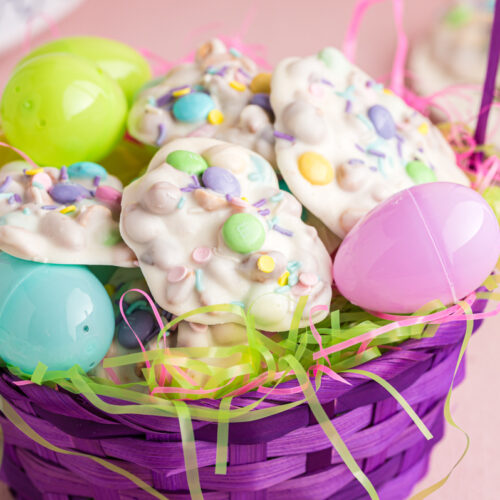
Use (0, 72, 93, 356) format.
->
(117, 309, 157, 349)
(166, 150, 208, 175)
(334, 182, 500, 313)
(68, 161, 108, 181)
(49, 183, 87, 204)
(202, 166, 241, 197)
(405, 160, 437, 184)
(172, 92, 215, 123)
(367, 105, 396, 139)
(222, 213, 266, 253)
(0, 254, 114, 373)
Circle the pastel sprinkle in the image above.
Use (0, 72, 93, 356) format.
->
(356, 114, 374, 130)
(59, 166, 68, 181)
(275, 285, 291, 294)
(207, 109, 224, 125)
(60, 205, 77, 214)
(288, 273, 299, 286)
(230, 301, 245, 308)
(229, 47, 242, 58)
(274, 131, 295, 142)
(273, 224, 293, 237)
(167, 266, 189, 283)
(253, 198, 267, 208)
(367, 149, 386, 158)
(0, 176, 12, 193)
(32, 182, 45, 190)
(25, 168, 43, 176)
(270, 192, 284, 203)
(287, 261, 302, 273)
(177, 195, 186, 209)
(156, 123, 167, 145)
(22, 207, 31, 215)
(258, 209, 270, 216)
(7, 194, 18, 205)
(93, 176, 101, 187)
(192, 247, 212, 264)
(277, 271, 290, 287)
(42, 205, 59, 210)
(172, 86, 191, 97)
(229, 80, 246, 92)
(257, 255, 275, 273)
(195, 269, 204, 292)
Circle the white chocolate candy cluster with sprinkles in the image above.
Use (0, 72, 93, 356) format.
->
(120, 138, 332, 331)
(128, 39, 276, 165)
(0, 160, 135, 265)
(271, 48, 470, 238)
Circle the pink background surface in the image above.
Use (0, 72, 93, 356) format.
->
(0, 0, 499, 498)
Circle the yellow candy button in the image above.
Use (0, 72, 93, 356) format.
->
(208, 109, 224, 125)
(257, 255, 275, 273)
(229, 80, 246, 92)
(25, 168, 44, 176)
(298, 152, 334, 185)
(172, 86, 191, 97)
(250, 72, 272, 94)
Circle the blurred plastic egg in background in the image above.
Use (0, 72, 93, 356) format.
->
(0, 53, 127, 166)
(333, 183, 500, 313)
(0, 253, 115, 373)
(18, 36, 152, 106)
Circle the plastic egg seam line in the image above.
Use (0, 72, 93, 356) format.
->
(407, 189, 458, 304)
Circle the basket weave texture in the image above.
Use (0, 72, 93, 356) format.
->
(0, 297, 486, 500)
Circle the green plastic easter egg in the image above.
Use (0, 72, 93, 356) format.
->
(19, 36, 151, 106)
(0, 53, 127, 166)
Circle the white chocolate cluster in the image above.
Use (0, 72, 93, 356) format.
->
(120, 138, 332, 331)
(271, 48, 470, 237)
(0, 161, 135, 265)
(128, 39, 276, 165)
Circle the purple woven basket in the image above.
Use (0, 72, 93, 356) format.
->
(0, 295, 487, 500)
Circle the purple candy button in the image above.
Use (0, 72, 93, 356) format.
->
(367, 105, 396, 140)
(202, 166, 241, 197)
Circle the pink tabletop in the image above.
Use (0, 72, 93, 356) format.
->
(0, 1, 499, 499)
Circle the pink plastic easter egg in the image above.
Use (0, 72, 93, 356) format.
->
(333, 183, 500, 313)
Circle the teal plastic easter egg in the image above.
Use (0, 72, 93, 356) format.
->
(19, 36, 152, 106)
(0, 53, 127, 166)
(0, 254, 114, 374)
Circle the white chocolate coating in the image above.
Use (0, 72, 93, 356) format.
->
(0, 161, 135, 266)
(120, 138, 332, 331)
(271, 48, 470, 238)
(128, 39, 276, 165)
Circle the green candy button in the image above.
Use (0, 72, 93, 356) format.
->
(405, 160, 437, 184)
(222, 213, 266, 254)
(166, 150, 208, 175)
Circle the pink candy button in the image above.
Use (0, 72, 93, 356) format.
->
(167, 266, 189, 283)
(299, 272, 318, 287)
(32, 172, 53, 190)
(192, 246, 212, 263)
(95, 185, 122, 204)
